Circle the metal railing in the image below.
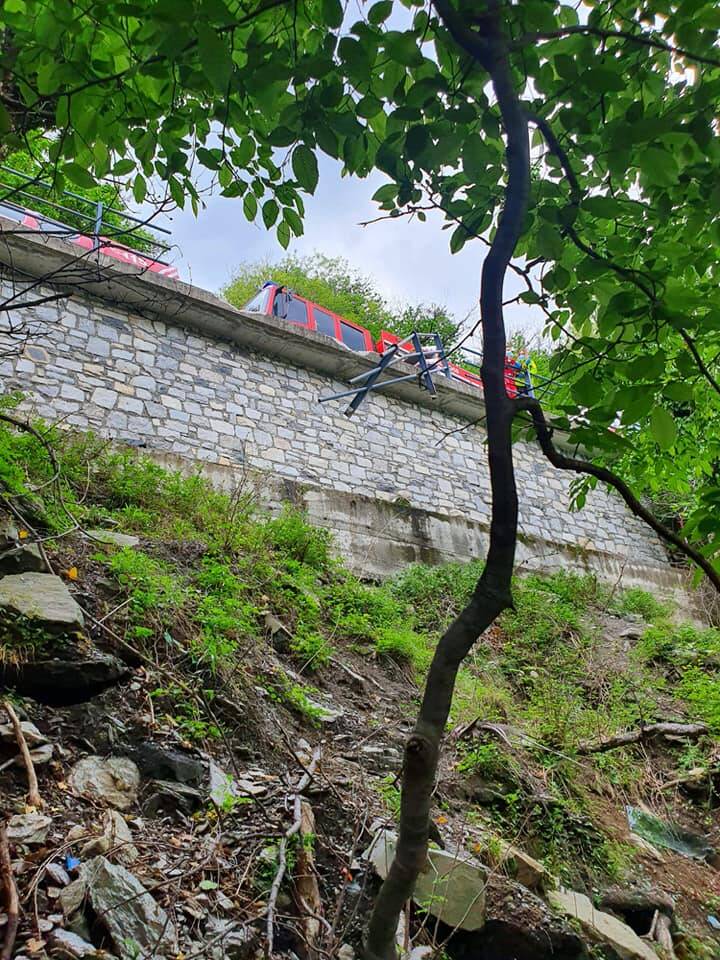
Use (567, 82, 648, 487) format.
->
(0, 164, 173, 262)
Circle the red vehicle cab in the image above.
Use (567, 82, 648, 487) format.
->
(245, 282, 521, 398)
(245, 282, 374, 352)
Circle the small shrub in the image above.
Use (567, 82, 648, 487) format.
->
(290, 629, 333, 669)
(264, 507, 333, 571)
(107, 548, 186, 614)
(612, 587, 669, 623)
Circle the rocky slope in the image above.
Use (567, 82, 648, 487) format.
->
(1, 417, 720, 960)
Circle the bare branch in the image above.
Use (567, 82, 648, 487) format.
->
(517, 396, 720, 592)
(513, 24, 720, 70)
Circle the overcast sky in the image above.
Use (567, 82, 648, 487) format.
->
(162, 155, 541, 343)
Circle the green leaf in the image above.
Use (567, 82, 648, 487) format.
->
(243, 192, 258, 221)
(321, 0, 343, 28)
(277, 219, 291, 249)
(357, 95, 383, 119)
(581, 195, 626, 219)
(262, 199, 279, 228)
(62, 162, 95, 188)
(133, 174, 147, 204)
(368, 0, 392, 24)
(405, 125, 430, 158)
(584, 67, 626, 93)
(449, 224, 468, 254)
(640, 147, 679, 187)
(198, 880, 218, 891)
(650, 405, 677, 450)
(283, 207, 304, 236)
(112, 158, 136, 176)
(291, 145, 319, 193)
(197, 24, 233, 93)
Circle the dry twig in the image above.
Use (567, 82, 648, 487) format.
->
(266, 746, 322, 956)
(577, 722, 707, 755)
(294, 800, 324, 959)
(2, 700, 42, 807)
(0, 822, 19, 960)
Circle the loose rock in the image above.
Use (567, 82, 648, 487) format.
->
(549, 887, 658, 960)
(143, 779, 203, 817)
(129, 741, 205, 785)
(0, 572, 84, 633)
(1, 653, 130, 706)
(60, 855, 176, 958)
(365, 829, 486, 931)
(48, 929, 99, 958)
(85, 529, 140, 549)
(0, 517, 44, 574)
(80, 810, 139, 865)
(68, 756, 140, 810)
(7, 812, 53, 845)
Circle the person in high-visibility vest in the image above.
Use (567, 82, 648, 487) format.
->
(514, 355, 536, 397)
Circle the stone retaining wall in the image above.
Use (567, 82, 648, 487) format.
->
(0, 236, 683, 593)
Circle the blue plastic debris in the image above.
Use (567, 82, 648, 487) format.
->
(708, 915, 720, 930)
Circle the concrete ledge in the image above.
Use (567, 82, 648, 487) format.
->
(144, 448, 692, 608)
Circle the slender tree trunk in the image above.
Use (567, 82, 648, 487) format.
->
(364, 5, 530, 958)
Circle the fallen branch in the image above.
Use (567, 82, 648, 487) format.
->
(0, 822, 19, 960)
(577, 722, 707, 756)
(654, 912, 677, 959)
(294, 800, 324, 960)
(266, 745, 322, 956)
(2, 700, 42, 807)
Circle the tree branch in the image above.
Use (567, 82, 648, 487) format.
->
(516, 397, 720, 592)
(513, 25, 720, 70)
(678, 329, 720, 400)
(0, 823, 19, 960)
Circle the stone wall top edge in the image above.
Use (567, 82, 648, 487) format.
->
(0, 217, 488, 425)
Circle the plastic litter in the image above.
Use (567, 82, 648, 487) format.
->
(626, 805, 715, 861)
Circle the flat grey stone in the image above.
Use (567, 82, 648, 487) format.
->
(0, 572, 84, 633)
(365, 829, 486, 931)
(7, 812, 53, 845)
(86, 529, 140, 549)
(548, 888, 657, 960)
(60, 856, 176, 958)
(49, 929, 99, 957)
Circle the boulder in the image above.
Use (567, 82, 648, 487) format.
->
(60, 856, 176, 958)
(0, 517, 44, 574)
(129, 741, 205, 785)
(68, 756, 140, 810)
(0, 652, 130, 706)
(548, 888, 658, 960)
(0, 572, 84, 634)
(365, 830, 486, 931)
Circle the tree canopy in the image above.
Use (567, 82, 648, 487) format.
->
(223, 252, 459, 342)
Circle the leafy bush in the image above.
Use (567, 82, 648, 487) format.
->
(612, 587, 669, 623)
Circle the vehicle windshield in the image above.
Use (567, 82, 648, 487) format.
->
(244, 286, 271, 313)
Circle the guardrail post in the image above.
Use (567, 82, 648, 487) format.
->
(93, 200, 104, 249)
